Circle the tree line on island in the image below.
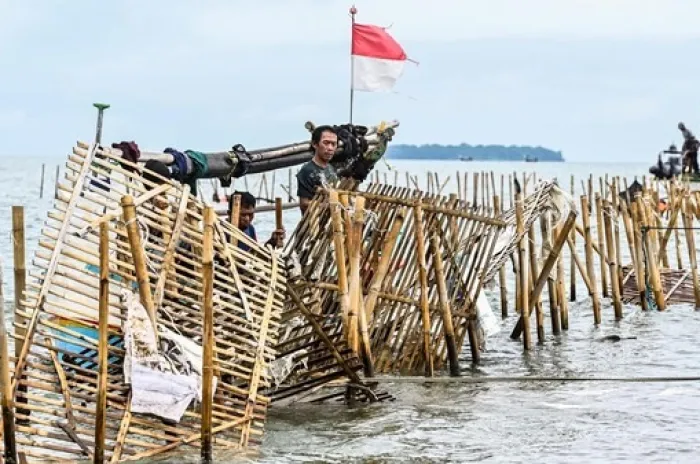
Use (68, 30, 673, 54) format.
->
(386, 143, 564, 162)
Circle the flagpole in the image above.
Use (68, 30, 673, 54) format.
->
(349, 5, 357, 124)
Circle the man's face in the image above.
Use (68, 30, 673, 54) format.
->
(238, 205, 255, 230)
(313, 130, 337, 163)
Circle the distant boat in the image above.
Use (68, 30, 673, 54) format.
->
(459, 156, 473, 161)
(524, 156, 538, 162)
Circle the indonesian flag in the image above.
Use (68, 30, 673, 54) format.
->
(351, 23, 408, 92)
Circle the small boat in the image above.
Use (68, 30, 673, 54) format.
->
(525, 156, 538, 162)
(459, 156, 473, 161)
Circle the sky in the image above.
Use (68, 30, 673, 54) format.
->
(2, 0, 700, 161)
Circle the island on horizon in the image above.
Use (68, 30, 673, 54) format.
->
(386, 143, 565, 162)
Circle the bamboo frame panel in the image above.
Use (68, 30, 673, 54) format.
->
(6, 142, 286, 462)
(279, 183, 505, 376)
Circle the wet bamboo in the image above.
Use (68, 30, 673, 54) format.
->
(473, 172, 478, 207)
(570, 175, 577, 301)
(329, 191, 350, 333)
(11, 206, 29, 419)
(430, 233, 460, 376)
(629, 201, 649, 311)
(636, 196, 665, 311)
(40, 163, 45, 198)
(201, 206, 215, 464)
(511, 211, 575, 339)
(457, 172, 462, 201)
(0, 260, 17, 463)
(347, 199, 361, 354)
(681, 197, 700, 309)
(494, 198, 508, 318)
(541, 213, 561, 335)
(94, 222, 109, 464)
(603, 201, 623, 319)
(581, 195, 601, 324)
(595, 193, 609, 297)
(555, 222, 569, 330)
(515, 193, 531, 350)
(121, 195, 157, 333)
(413, 203, 434, 376)
(352, 197, 374, 377)
(527, 224, 545, 343)
(611, 179, 624, 291)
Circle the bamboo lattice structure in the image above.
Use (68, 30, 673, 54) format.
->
(3, 142, 287, 462)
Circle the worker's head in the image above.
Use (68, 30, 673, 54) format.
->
(679, 122, 686, 131)
(229, 191, 256, 230)
(311, 125, 338, 165)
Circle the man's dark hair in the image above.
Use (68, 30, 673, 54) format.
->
(142, 160, 171, 190)
(228, 191, 256, 215)
(311, 125, 337, 145)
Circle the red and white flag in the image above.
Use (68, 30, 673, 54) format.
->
(351, 23, 408, 92)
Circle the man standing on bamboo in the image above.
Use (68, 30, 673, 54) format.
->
(678, 122, 700, 174)
(297, 125, 339, 214)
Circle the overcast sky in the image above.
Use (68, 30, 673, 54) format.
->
(2, 0, 700, 161)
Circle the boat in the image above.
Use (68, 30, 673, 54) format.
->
(524, 156, 538, 162)
(459, 156, 474, 161)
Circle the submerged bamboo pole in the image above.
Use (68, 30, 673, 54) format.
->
(515, 193, 531, 350)
(413, 203, 434, 376)
(329, 191, 350, 333)
(352, 197, 374, 377)
(570, 175, 577, 302)
(94, 222, 109, 464)
(596, 193, 609, 298)
(581, 195, 601, 324)
(603, 201, 623, 319)
(430, 233, 460, 376)
(682, 197, 700, 309)
(201, 206, 215, 463)
(495, 198, 508, 318)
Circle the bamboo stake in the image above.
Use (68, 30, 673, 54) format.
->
(413, 203, 434, 376)
(229, 194, 241, 247)
(351, 197, 374, 376)
(201, 206, 215, 463)
(495, 198, 508, 318)
(682, 196, 700, 309)
(329, 191, 350, 334)
(12, 206, 29, 420)
(581, 195, 601, 324)
(121, 195, 157, 333)
(595, 193, 609, 297)
(515, 193, 531, 350)
(636, 196, 666, 311)
(604, 201, 623, 319)
(555, 222, 569, 330)
(0, 258, 17, 463)
(430, 233, 460, 376)
(570, 175, 577, 301)
(541, 213, 561, 335)
(94, 222, 109, 464)
(527, 224, 545, 343)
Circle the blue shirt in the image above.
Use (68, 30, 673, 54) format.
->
(239, 224, 257, 252)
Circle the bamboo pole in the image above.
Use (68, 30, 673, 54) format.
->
(515, 193, 531, 350)
(494, 198, 508, 318)
(11, 206, 29, 419)
(570, 175, 576, 302)
(201, 206, 215, 463)
(39, 163, 45, 198)
(0, 258, 17, 464)
(541, 213, 561, 335)
(121, 195, 157, 333)
(413, 203, 434, 376)
(595, 193, 609, 297)
(329, 191, 350, 333)
(555, 222, 569, 330)
(229, 194, 241, 247)
(604, 200, 623, 319)
(351, 197, 374, 377)
(682, 196, 700, 309)
(527, 224, 545, 343)
(636, 196, 665, 311)
(94, 222, 109, 464)
(581, 195, 601, 324)
(430, 233, 460, 376)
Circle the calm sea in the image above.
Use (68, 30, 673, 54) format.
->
(1, 157, 698, 463)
